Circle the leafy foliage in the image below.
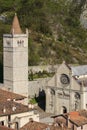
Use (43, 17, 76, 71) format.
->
(0, 0, 87, 69)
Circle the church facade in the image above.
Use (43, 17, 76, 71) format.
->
(46, 61, 87, 114)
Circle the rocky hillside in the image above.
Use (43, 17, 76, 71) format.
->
(0, 0, 87, 65)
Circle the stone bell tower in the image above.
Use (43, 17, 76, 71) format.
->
(3, 14, 28, 97)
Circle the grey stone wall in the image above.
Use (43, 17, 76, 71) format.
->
(28, 78, 51, 98)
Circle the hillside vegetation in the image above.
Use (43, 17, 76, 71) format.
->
(0, 0, 87, 66)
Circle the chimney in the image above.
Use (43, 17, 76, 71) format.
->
(7, 98, 11, 101)
(29, 118, 33, 122)
(28, 104, 32, 109)
(67, 115, 71, 128)
(61, 123, 64, 130)
(12, 106, 16, 111)
(3, 106, 6, 113)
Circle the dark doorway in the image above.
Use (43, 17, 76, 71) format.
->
(0, 63, 3, 83)
(15, 122, 19, 130)
(35, 90, 46, 111)
(0, 121, 4, 126)
(62, 106, 67, 113)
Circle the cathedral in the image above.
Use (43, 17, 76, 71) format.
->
(46, 61, 87, 114)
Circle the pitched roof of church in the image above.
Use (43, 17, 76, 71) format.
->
(71, 65, 87, 76)
(10, 13, 22, 34)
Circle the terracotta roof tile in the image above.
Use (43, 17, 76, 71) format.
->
(70, 116, 87, 126)
(10, 14, 22, 34)
(67, 111, 87, 126)
(0, 88, 26, 102)
(20, 121, 48, 130)
(0, 100, 33, 116)
(20, 121, 70, 130)
(0, 125, 15, 130)
(69, 111, 79, 117)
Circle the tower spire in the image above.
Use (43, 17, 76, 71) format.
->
(10, 13, 22, 34)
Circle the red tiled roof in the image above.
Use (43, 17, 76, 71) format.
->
(10, 13, 22, 34)
(67, 111, 87, 126)
(0, 88, 26, 102)
(0, 125, 15, 130)
(53, 111, 87, 127)
(50, 125, 70, 130)
(69, 111, 79, 117)
(20, 121, 48, 130)
(20, 121, 70, 130)
(0, 101, 32, 116)
(70, 116, 87, 126)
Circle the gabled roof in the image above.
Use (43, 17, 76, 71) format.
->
(20, 121, 48, 130)
(10, 13, 22, 34)
(0, 88, 26, 102)
(0, 100, 33, 116)
(62, 61, 87, 76)
(71, 65, 87, 76)
(20, 121, 69, 130)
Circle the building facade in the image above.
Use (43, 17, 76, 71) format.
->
(46, 61, 87, 114)
(3, 14, 28, 97)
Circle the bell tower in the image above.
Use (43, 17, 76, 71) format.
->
(3, 14, 28, 98)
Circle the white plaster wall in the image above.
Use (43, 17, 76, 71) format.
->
(0, 116, 8, 126)
(11, 111, 39, 128)
(82, 91, 87, 109)
(83, 124, 87, 130)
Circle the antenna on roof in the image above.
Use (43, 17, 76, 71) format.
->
(12, 106, 16, 111)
